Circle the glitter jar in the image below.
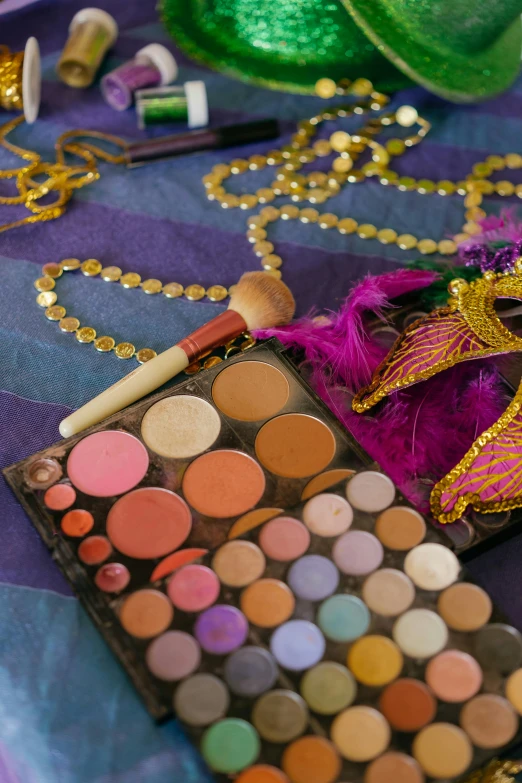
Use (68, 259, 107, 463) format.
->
(101, 44, 178, 111)
(57, 7, 118, 88)
(136, 80, 208, 129)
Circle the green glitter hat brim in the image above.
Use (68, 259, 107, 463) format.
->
(160, 0, 412, 95)
(343, 0, 522, 102)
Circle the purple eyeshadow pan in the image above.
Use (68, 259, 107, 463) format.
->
(287, 555, 339, 601)
(194, 605, 249, 655)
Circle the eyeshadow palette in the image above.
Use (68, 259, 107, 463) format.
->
(3, 339, 369, 718)
(160, 474, 522, 783)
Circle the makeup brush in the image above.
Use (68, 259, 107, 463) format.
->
(59, 272, 295, 438)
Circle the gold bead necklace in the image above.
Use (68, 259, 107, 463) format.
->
(14, 74, 522, 362)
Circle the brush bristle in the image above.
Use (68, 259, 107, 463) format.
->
(228, 272, 296, 330)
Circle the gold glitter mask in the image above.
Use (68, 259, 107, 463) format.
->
(353, 268, 522, 523)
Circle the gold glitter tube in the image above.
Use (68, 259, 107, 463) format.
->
(57, 8, 118, 88)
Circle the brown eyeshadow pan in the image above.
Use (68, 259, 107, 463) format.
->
(255, 413, 336, 478)
(212, 360, 290, 421)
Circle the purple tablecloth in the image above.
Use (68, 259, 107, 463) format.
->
(2, 1, 522, 780)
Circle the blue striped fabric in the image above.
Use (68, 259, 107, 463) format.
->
(2, 1, 522, 780)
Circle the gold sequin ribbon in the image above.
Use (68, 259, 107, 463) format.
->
(0, 46, 24, 113)
(462, 759, 522, 783)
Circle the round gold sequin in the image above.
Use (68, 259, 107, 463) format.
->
(351, 78, 373, 96)
(315, 78, 336, 98)
(114, 342, 135, 359)
(203, 356, 223, 370)
(309, 172, 328, 187)
(438, 240, 458, 255)
(60, 258, 81, 271)
(184, 284, 206, 301)
(464, 191, 483, 208)
(262, 255, 283, 270)
(397, 234, 418, 250)
(496, 181, 515, 196)
(76, 327, 96, 343)
(300, 208, 319, 223)
(253, 241, 275, 257)
(120, 273, 141, 289)
(506, 153, 522, 169)
(239, 195, 258, 209)
(247, 228, 267, 243)
(371, 145, 389, 166)
(396, 106, 418, 127)
(220, 194, 239, 209)
(309, 189, 328, 204)
(454, 233, 471, 244)
(141, 279, 163, 294)
(265, 268, 282, 279)
(338, 218, 358, 235)
(101, 266, 122, 282)
(416, 179, 436, 194)
(260, 206, 280, 221)
(248, 156, 267, 171)
(377, 228, 397, 244)
(472, 162, 492, 178)
(465, 207, 486, 221)
(136, 348, 157, 364)
(81, 259, 102, 277)
(256, 188, 275, 204)
(42, 263, 63, 278)
(313, 139, 331, 157)
(386, 139, 406, 156)
(94, 336, 115, 352)
(185, 362, 201, 375)
(357, 224, 377, 239)
(333, 157, 353, 173)
(212, 164, 231, 177)
(437, 180, 456, 196)
(486, 155, 505, 170)
(417, 239, 438, 254)
(280, 205, 300, 220)
(36, 291, 57, 308)
(203, 173, 221, 188)
(330, 131, 351, 152)
(162, 282, 184, 298)
(397, 176, 416, 191)
(319, 213, 338, 229)
(35, 277, 55, 292)
(230, 159, 248, 174)
(59, 317, 80, 333)
(45, 305, 66, 321)
(206, 285, 228, 302)
(463, 221, 482, 235)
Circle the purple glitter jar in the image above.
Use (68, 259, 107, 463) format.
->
(101, 43, 177, 111)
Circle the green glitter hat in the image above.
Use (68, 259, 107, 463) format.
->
(343, 0, 522, 101)
(160, 0, 412, 95)
(161, 0, 522, 100)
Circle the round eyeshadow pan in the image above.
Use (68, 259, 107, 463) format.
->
(345, 471, 395, 512)
(141, 395, 221, 458)
(25, 457, 62, 489)
(106, 487, 192, 559)
(236, 766, 290, 783)
(255, 414, 336, 478)
(300, 662, 357, 715)
(393, 609, 448, 659)
(224, 646, 278, 697)
(252, 690, 309, 743)
(61, 509, 94, 537)
(474, 624, 522, 673)
(211, 361, 290, 422)
(78, 535, 112, 565)
(379, 678, 436, 732)
(302, 493, 353, 537)
(120, 589, 174, 638)
(413, 723, 473, 778)
(212, 541, 266, 587)
(362, 569, 415, 617)
(425, 650, 482, 702)
(404, 543, 460, 591)
(270, 620, 325, 671)
(183, 450, 266, 518)
(146, 631, 201, 680)
(167, 564, 220, 612)
(67, 430, 149, 497)
(44, 483, 76, 510)
(364, 752, 424, 783)
(460, 694, 518, 749)
(506, 669, 522, 714)
(332, 531, 383, 575)
(437, 582, 492, 631)
(331, 706, 391, 762)
(375, 506, 426, 550)
(201, 718, 260, 774)
(95, 562, 130, 592)
(240, 579, 295, 628)
(282, 736, 341, 783)
(348, 635, 403, 686)
(287, 555, 339, 601)
(317, 594, 370, 642)
(174, 673, 230, 726)
(258, 517, 310, 562)
(195, 605, 249, 655)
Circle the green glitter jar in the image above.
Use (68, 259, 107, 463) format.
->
(136, 81, 209, 129)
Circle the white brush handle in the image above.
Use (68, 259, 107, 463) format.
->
(59, 345, 189, 438)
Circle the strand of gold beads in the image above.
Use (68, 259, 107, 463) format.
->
(202, 76, 522, 280)
(34, 257, 246, 366)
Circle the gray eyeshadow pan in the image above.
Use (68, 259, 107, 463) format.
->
(174, 673, 230, 727)
(474, 624, 522, 674)
(223, 646, 279, 697)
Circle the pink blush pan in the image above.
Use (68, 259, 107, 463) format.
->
(67, 430, 149, 497)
